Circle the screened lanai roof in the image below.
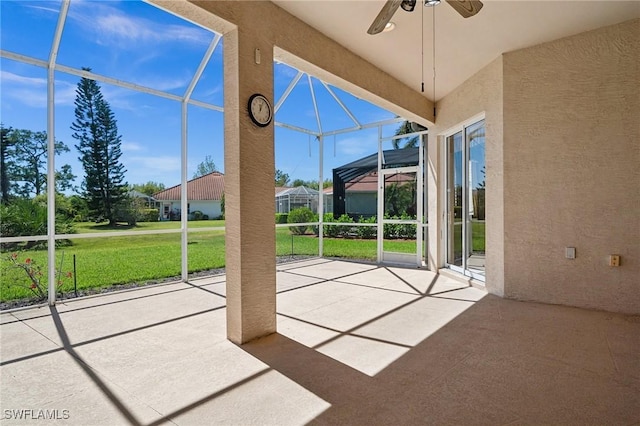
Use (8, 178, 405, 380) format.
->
(276, 186, 319, 197)
(333, 147, 420, 184)
(0, 0, 405, 137)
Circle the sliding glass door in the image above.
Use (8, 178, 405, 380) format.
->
(446, 119, 485, 280)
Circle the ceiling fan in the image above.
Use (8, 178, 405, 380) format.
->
(367, 0, 483, 35)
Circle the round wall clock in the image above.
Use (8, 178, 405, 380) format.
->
(248, 93, 273, 127)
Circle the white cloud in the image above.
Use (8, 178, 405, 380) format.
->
(5, 88, 46, 108)
(125, 155, 181, 172)
(123, 155, 182, 186)
(121, 142, 145, 153)
(68, 2, 212, 50)
(1, 71, 47, 87)
(130, 74, 192, 93)
(275, 62, 300, 79)
(55, 81, 78, 106)
(194, 83, 223, 101)
(0, 71, 76, 108)
(24, 4, 60, 14)
(336, 136, 377, 157)
(96, 86, 157, 113)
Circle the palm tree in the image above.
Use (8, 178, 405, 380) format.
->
(392, 121, 420, 149)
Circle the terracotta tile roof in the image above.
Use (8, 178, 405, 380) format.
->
(346, 172, 378, 192)
(154, 172, 225, 201)
(275, 186, 290, 195)
(324, 172, 415, 194)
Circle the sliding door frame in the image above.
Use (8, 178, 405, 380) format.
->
(442, 113, 486, 282)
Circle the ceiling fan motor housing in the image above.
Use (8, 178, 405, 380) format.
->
(368, 0, 484, 35)
(401, 0, 417, 12)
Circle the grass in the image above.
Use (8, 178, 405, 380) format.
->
(1, 221, 422, 302)
(472, 220, 486, 252)
(74, 220, 226, 233)
(452, 220, 486, 263)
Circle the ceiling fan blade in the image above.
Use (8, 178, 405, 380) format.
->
(446, 0, 483, 18)
(367, 0, 403, 35)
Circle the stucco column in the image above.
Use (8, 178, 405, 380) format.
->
(426, 134, 441, 271)
(224, 28, 276, 344)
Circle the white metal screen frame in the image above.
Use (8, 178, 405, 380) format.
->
(0, 0, 431, 306)
(376, 129, 427, 267)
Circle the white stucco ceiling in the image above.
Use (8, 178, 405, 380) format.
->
(272, 1, 640, 101)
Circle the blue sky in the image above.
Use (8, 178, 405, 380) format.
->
(1, 0, 405, 192)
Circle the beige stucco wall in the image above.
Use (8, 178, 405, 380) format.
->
(433, 19, 639, 314)
(429, 57, 505, 296)
(502, 19, 639, 314)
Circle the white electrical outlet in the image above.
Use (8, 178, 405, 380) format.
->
(565, 247, 576, 259)
(609, 255, 620, 267)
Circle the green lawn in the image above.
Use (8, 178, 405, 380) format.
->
(452, 220, 486, 260)
(1, 221, 419, 302)
(74, 220, 226, 233)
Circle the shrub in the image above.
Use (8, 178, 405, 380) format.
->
(113, 203, 137, 226)
(3, 253, 73, 301)
(0, 199, 46, 239)
(310, 214, 320, 235)
(140, 208, 159, 222)
(33, 193, 76, 221)
(0, 199, 76, 249)
(382, 214, 417, 239)
(383, 214, 399, 239)
(275, 213, 289, 224)
(191, 210, 204, 221)
(202, 214, 209, 220)
(398, 213, 417, 239)
(335, 214, 355, 238)
(287, 207, 314, 235)
(356, 215, 377, 239)
(323, 213, 339, 238)
(68, 195, 89, 222)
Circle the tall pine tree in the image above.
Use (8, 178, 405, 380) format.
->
(0, 124, 16, 204)
(71, 68, 128, 225)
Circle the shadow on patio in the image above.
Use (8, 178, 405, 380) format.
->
(1, 259, 638, 425)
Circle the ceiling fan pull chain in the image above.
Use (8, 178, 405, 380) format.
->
(433, 5, 437, 116)
(421, 2, 425, 93)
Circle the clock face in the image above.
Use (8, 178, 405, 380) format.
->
(248, 94, 272, 127)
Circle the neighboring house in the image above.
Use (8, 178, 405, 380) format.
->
(128, 190, 158, 209)
(322, 187, 333, 214)
(154, 172, 224, 220)
(323, 174, 377, 217)
(324, 171, 416, 218)
(331, 148, 419, 218)
(344, 171, 378, 217)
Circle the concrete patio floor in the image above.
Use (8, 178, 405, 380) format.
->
(1, 258, 639, 425)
